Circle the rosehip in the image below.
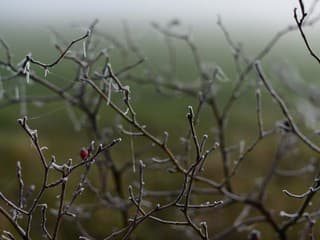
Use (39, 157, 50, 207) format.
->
(80, 148, 89, 160)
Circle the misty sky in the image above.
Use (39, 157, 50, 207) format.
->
(0, 0, 317, 27)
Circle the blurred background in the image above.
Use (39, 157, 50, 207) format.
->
(1, 0, 320, 239)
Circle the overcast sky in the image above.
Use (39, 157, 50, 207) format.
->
(0, 0, 318, 27)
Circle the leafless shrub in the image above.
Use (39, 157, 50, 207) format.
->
(1, 1, 320, 239)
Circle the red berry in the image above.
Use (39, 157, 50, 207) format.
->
(80, 148, 88, 160)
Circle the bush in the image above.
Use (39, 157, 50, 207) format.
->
(1, 1, 320, 239)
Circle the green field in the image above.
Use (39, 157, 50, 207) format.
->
(1, 20, 320, 239)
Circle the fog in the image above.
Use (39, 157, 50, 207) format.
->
(0, 0, 317, 27)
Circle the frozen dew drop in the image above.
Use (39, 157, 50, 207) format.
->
(83, 41, 86, 58)
(24, 61, 30, 84)
(26, 71, 30, 84)
(44, 68, 49, 78)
